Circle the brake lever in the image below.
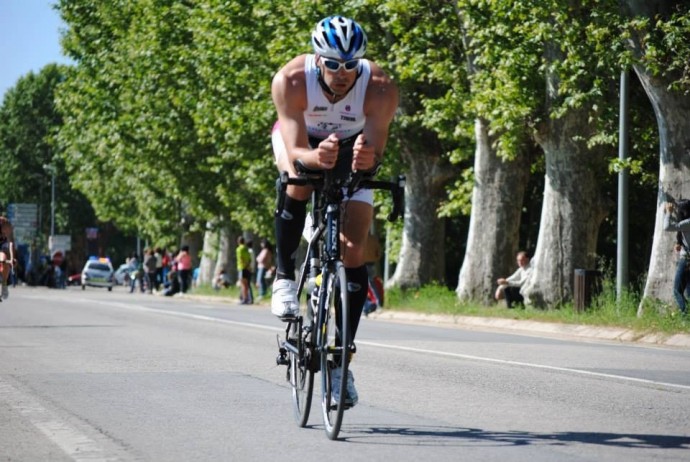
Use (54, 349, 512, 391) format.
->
(275, 171, 289, 216)
(387, 174, 406, 222)
(347, 170, 363, 198)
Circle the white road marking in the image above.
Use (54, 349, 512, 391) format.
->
(358, 341, 690, 392)
(0, 378, 122, 461)
(28, 294, 690, 393)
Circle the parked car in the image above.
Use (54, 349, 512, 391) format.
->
(114, 263, 133, 286)
(81, 258, 114, 291)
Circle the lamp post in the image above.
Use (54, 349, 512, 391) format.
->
(43, 164, 56, 238)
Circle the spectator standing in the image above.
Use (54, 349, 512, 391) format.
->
(154, 247, 163, 291)
(144, 248, 157, 294)
(0, 216, 16, 301)
(255, 239, 274, 299)
(161, 248, 171, 288)
(128, 252, 144, 293)
(236, 236, 252, 304)
(663, 200, 690, 315)
(175, 246, 192, 293)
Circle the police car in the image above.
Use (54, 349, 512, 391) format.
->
(81, 257, 114, 291)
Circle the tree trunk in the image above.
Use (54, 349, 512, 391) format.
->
(215, 226, 235, 284)
(521, 107, 608, 308)
(456, 118, 530, 303)
(619, 0, 690, 312)
(634, 67, 690, 311)
(388, 143, 448, 289)
(198, 226, 218, 286)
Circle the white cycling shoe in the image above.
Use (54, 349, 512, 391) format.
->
(271, 278, 299, 320)
(331, 367, 358, 408)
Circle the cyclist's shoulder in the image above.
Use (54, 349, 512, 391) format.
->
(272, 55, 309, 104)
(274, 55, 309, 82)
(364, 61, 398, 94)
(364, 61, 398, 114)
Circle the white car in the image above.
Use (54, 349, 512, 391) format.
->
(114, 263, 134, 285)
(81, 259, 114, 291)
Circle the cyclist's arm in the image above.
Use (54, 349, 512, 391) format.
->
(271, 57, 338, 171)
(272, 65, 309, 163)
(361, 63, 399, 165)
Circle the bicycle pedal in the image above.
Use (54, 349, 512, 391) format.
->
(275, 347, 289, 366)
(329, 401, 353, 411)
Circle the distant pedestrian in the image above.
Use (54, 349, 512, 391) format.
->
(175, 246, 192, 293)
(144, 248, 157, 294)
(236, 236, 252, 304)
(664, 200, 690, 315)
(255, 239, 274, 299)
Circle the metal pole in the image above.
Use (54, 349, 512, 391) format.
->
(384, 225, 390, 283)
(617, 70, 630, 298)
(50, 169, 56, 237)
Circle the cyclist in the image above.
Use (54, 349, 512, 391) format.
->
(0, 216, 16, 301)
(270, 15, 398, 406)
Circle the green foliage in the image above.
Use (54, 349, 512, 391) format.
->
(2, 0, 686, 301)
(626, 5, 690, 94)
(385, 278, 689, 335)
(0, 64, 97, 240)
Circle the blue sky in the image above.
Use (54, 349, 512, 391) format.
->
(0, 0, 70, 99)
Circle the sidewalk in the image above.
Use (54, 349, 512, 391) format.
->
(182, 293, 690, 349)
(368, 310, 690, 349)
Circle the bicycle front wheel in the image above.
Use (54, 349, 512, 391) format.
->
(318, 262, 350, 440)
(288, 319, 314, 427)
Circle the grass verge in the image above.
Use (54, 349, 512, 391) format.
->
(190, 280, 689, 336)
(385, 281, 689, 336)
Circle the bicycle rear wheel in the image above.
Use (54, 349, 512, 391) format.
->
(288, 319, 314, 427)
(318, 262, 350, 440)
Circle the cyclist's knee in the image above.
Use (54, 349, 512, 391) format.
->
(286, 184, 312, 201)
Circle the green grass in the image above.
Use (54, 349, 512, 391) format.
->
(191, 280, 690, 336)
(190, 284, 240, 298)
(385, 281, 690, 336)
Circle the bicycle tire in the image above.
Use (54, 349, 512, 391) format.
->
(288, 319, 314, 427)
(318, 261, 350, 440)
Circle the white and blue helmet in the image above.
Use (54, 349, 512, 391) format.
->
(311, 16, 367, 61)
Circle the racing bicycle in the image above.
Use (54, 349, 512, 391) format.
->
(275, 162, 404, 440)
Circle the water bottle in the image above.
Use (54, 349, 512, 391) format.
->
(308, 273, 322, 320)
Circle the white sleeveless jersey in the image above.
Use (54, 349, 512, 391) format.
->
(304, 54, 371, 140)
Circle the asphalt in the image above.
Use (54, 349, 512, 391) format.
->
(181, 294, 690, 349)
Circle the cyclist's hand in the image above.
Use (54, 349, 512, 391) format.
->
(353, 134, 376, 171)
(315, 134, 339, 169)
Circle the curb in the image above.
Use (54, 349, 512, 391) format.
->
(368, 310, 690, 349)
(178, 294, 690, 349)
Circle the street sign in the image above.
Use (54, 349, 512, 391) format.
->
(7, 203, 38, 245)
(49, 234, 72, 259)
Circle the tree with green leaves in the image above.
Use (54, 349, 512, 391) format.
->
(0, 64, 98, 264)
(619, 1, 690, 311)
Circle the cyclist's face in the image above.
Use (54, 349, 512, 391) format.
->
(319, 57, 358, 95)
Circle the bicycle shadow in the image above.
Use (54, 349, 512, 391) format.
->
(342, 425, 690, 450)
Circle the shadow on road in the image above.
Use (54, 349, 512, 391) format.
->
(344, 425, 690, 449)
